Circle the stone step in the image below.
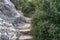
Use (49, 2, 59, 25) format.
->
(19, 29, 31, 35)
(19, 24, 31, 29)
(19, 35, 32, 40)
(19, 29, 31, 32)
(26, 18, 32, 23)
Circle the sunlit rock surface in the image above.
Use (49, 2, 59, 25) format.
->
(0, 0, 27, 40)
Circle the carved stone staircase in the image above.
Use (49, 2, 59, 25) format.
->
(19, 24, 32, 40)
(15, 17, 32, 40)
(17, 10, 32, 40)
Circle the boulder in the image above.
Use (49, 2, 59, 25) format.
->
(0, 0, 27, 40)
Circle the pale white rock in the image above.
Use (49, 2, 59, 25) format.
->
(0, 0, 28, 40)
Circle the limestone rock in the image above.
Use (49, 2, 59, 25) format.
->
(0, 0, 27, 40)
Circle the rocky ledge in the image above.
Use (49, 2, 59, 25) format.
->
(0, 0, 31, 40)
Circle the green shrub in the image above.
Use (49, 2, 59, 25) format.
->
(21, 2, 35, 17)
(31, 0, 60, 40)
(11, 0, 35, 17)
(11, 0, 20, 9)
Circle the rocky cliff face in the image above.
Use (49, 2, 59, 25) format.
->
(0, 0, 27, 40)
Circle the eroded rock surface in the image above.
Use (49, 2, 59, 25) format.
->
(0, 0, 28, 40)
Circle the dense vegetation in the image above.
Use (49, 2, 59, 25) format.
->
(11, 0, 60, 40)
(11, 0, 35, 17)
(21, 1, 35, 17)
(11, 0, 21, 9)
(31, 0, 60, 40)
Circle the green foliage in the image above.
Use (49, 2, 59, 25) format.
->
(11, 0, 21, 9)
(31, 0, 60, 40)
(21, 2, 35, 17)
(11, 0, 35, 17)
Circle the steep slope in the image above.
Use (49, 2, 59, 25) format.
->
(0, 0, 30, 40)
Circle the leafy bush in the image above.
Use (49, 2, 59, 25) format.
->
(11, 0, 20, 9)
(21, 2, 35, 17)
(31, 0, 60, 40)
(11, 0, 35, 17)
